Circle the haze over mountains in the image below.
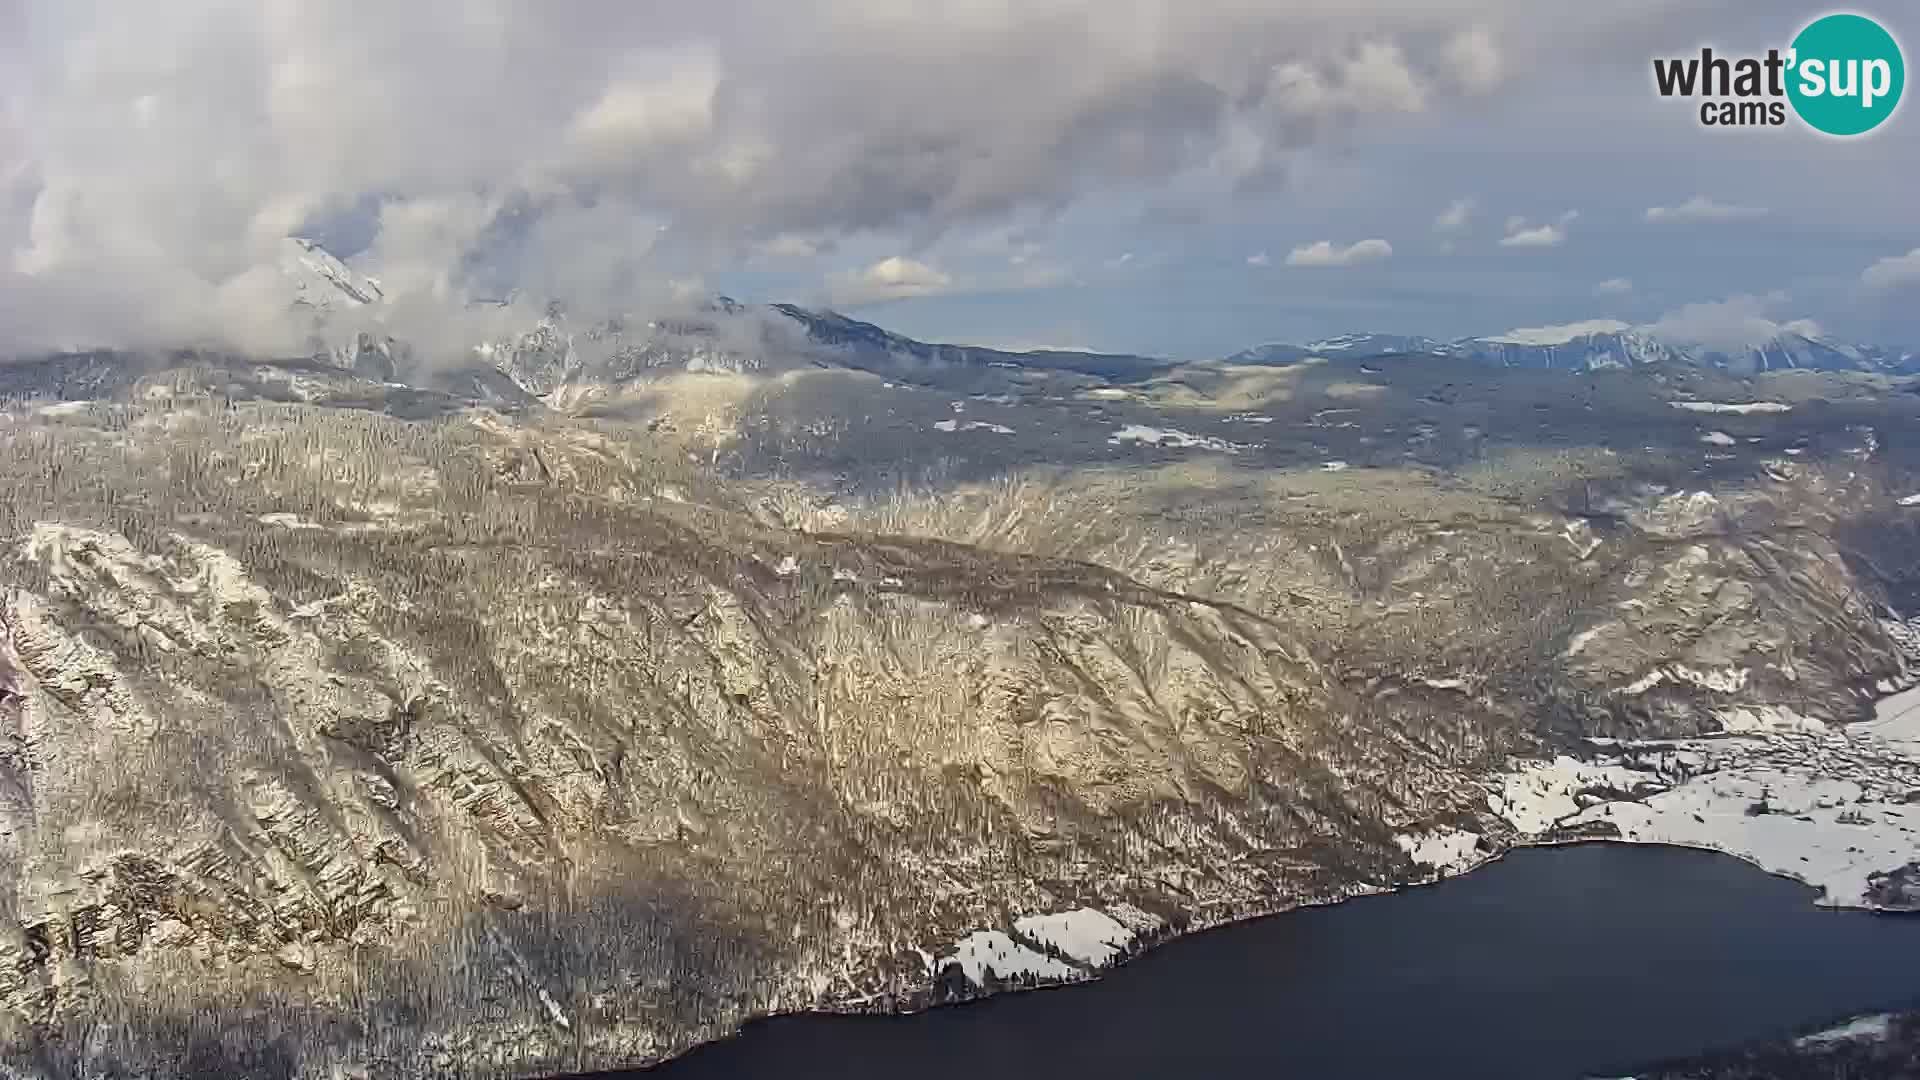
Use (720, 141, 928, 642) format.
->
(189, 237, 1920, 410)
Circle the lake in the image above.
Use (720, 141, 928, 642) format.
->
(607, 844, 1920, 1079)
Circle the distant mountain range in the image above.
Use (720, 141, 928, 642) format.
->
(1229, 319, 1919, 376)
(267, 237, 1920, 402)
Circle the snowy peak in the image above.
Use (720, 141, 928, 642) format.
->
(281, 237, 386, 310)
(1458, 322, 1686, 372)
(1304, 332, 1450, 355)
(1687, 331, 1882, 374)
(1224, 321, 1906, 375)
(1475, 320, 1632, 347)
(1226, 334, 1445, 366)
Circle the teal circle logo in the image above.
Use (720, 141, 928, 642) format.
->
(1787, 13, 1904, 136)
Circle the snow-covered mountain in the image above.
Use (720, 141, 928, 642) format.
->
(1454, 320, 1689, 371)
(270, 238, 1914, 399)
(1223, 319, 1909, 375)
(1227, 334, 1448, 366)
(279, 237, 399, 380)
(1692, 331, 1907, 375)
(281, 237, 386, 310)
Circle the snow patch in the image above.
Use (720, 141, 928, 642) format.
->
(1494, 757, 1660, 834)
(1620, 664, 1749, 696)
(1108, 425, 1250, 454)
(1395, 828, 1482, 870)
(1699, 431, 1737, 447)
(1670, 400, 1793, 415)
(933, 419, 1015, 434)
(1488, 686, 1920, 910)
(256, 513, 319, 530)
(1863, 684, 1920, 746)
(1564, 625, 1607, 658)
(948, 931, 1079, 986)
(1899, 494, 1920, 507)
(1794, 1013, 1893, 1047)
(1012, 910, 1134, 968)
(1562, 522, 1602, 559)
(1717, 706, 1828, 735)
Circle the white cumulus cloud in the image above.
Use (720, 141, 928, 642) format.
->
(827, 256, 953, 306)
(1641, 294, 1819, 352)
(1285, 238, 1393, 267)
(1595, 277, 1634, 295)
(1246, 251, 1271, 267)
(1862, 248, 1920, 290)
(1434, 198, 1474, 231)
(1644, 196, 1768, 223)
(1499, 210, 1577, 248)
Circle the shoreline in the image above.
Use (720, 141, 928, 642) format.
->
(606, 682, 1920, 1075)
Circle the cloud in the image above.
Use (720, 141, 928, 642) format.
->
(1441, 28, 1503, 93)
(1862, 248, 1920, 291)
(1640, 293, 1820, 351)
(1264, 42, 1429, 122)
(757, 233, 829, 260)
(1595, 277, 1634, 295)
(1434, 199, 1474, 231)
(824, 252, 1077, 308)
(1285, 238, 1393, 267)
(826, 256, 953, 306)
(1246, 251, 1271, 267)
(1644, 196, 1768, 223)
(0, 0, 1540, 358)
(0, 0, 1758, 359)
(1499, 210, 1577, 248)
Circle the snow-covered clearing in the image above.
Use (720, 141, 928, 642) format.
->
(947, 931, 1079, 985)
(939, 908, 1139, 990)
(1405, 687, 1920, 909)
(1670, 400, 1793, 415)
(1013, 910, 1134, 968)
(1108, 425, 1250, 453)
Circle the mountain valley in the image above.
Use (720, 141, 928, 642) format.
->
(2, 251, 1920, 1077)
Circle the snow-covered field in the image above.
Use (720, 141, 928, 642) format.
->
(947, 931, 1081, 985)
(1402, 685, 1920, 909)
(942, 908, 1140, 986)
(1013, 910, 1135, 968)
(1107, 424, 1252, 454)
(1670, 400, 1793, 415)
(932, 419, 1015, 434)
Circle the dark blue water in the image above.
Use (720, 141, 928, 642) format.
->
(628, 844, 1920, 1079)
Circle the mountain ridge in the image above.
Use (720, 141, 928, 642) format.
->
(265, 238, 1918, 403)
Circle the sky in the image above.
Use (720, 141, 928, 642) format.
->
(1, 0, 1917, 362)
